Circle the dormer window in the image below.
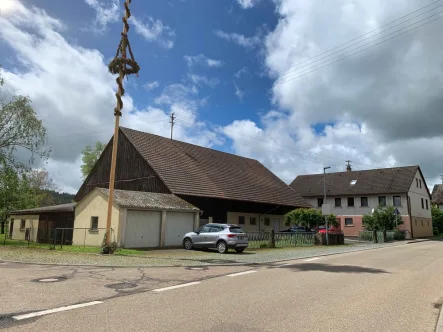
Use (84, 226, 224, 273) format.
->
(350, 180, 357, 186)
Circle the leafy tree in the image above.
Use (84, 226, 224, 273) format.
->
(0, 68, 49, 170)
(284, 208, 338, 229)
(27, 169, 58, 207)
(431, 205, 443, 235)
(362, 206, 404, 231)
(81, 141, 105, 179)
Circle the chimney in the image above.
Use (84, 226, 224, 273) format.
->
(346, 160, 352, 172)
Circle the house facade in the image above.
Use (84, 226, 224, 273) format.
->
(290, 166, 433, 238)
(432, 184, 443, 211)
(74, 127, 310, 248)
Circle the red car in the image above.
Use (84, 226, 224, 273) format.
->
(316, 226, 343, 234)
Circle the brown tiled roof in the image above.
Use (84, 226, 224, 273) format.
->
(10, 203, 76, 215)
(290, 166, 420, 197)
(120, 127, 309, 208)
(431, 184, 443, 204)
(97, 188, 199, 211)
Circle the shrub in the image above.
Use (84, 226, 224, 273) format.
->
(100, 232, 119, 255)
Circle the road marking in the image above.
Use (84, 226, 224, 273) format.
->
(12, 301, 103, 321)
(226, 270, 257, 277)
(280, 263, 293, 267)
(304, 257, 320, 262)
(152, 282, 201, 292)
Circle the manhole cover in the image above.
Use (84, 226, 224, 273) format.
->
(39, 278, 59, 282)
(32, 276, 67, 283)
(185, 266, 209, 271)
(106, 282, 137, 290)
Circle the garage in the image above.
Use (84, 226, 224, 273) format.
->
(165, 212, 195, 246)
(125, 210, 161, 248)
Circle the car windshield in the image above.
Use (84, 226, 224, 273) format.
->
(229, 227, 245, 233)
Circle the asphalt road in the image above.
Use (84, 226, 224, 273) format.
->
(2, 240, 443, 331)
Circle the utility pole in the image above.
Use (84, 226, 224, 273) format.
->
(440, 175, 443, 184)
(346, 160, 352, 172)
(323, 166, 331, 245)
(105, 0, 139, 246)
(170, 112, 176, 140)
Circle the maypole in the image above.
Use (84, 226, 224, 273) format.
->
(105, 0, 139, 246)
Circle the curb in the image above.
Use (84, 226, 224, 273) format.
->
(0, 242, 405, 269)
(436, 304, 443, 332)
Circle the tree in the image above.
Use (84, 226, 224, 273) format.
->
(81, 141, 105, 179)
(431, 205, 443, 235)
(284, 208, 338, 229)
(362, 206, 404, 231)
(27, 169, 58, 207)
(0, 68, 49, 170)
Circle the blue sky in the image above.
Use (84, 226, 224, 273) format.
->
(1, 0, 443, 193)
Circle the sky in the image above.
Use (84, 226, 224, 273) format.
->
(0, 0, 443, 194)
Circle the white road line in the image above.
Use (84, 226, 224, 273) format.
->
(226, 270, 257, 277)
(304, 257, 320, 262)
(280, 263, 293, 267)
(152, 282, 201, 292)
(12, 301, 103, 321)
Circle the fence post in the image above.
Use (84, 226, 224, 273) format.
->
(84, 228, 86, 247)
(270, 230, 275, 248)
(372, 230, 378, 243)
(382, 229, 387, 243)
(61, 229, 64, 249)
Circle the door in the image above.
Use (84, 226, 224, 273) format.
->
(125, 210, 161, 248)
(165, 212, 195, 246)
(191, 225, 211, 247)
(273, 219, 280, 232)
(9, 220, 13, 239)
(207, 225, 223, 248)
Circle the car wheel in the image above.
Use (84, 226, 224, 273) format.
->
(217, 241, 228, 254)
(183, 238, 193, 250)
(235, 248, 245, 253)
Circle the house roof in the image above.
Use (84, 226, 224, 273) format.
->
(120, 127, 309, 208)
(96, 188, 199, 211)
(432, 184, 443, 205)
(10, 203, 76, 215)
(290, 166, 422, 197)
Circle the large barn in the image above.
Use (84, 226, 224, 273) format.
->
(74, 127, 309, 248)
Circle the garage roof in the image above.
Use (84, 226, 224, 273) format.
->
(10, 203, 76, 215)
(97, 188, 199, 211)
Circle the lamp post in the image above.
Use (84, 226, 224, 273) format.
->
(323, 166, 331, 245)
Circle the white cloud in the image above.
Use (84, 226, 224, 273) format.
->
(184, 54, 223, 68)
(130, 16, 175, 48)
(236, 0, 260, 9)
(84, 0, 119, 33)
(234, 82, 244, 101)
(214, 30, 261, 48)
(0, 1, 220, 193)
(188, 74, 219, 88)
(234, 67, 248, 78)
(144, 81, 160, 91)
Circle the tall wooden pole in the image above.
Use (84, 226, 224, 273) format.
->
(105, 0, 132, 245)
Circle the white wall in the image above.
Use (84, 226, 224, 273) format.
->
(226, 212, 286, 232)
(9, 215, 39, 241)
(306, 194, 409, 216)
(408, 170, 432, 219)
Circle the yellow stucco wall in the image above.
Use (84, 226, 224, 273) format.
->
(73, 190, 121, 246)
(10, 215, 39, 242)
(411, 217, 433, 238)
(226, 212, 286, 233)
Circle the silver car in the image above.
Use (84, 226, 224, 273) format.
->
(183, 223, 248, 254)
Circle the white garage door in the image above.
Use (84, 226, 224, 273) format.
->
(125, 210, 161, 248)
(165, 212, 195, 246)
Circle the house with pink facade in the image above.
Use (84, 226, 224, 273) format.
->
(290, 166, 433, 239)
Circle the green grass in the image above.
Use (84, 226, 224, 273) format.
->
(0, 233, 148, 256)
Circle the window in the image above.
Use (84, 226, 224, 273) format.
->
(199, 225, 211, 233)
(421, 198, 424, 209)
(419, 179, 422, 188)
(347, 197, 354, 207)
(209, 226, 222, 232)
(250, 217, 256, 225)
(229, 227, 245, 233)
(90, 216, 99, 231)
(335, 198, 341, 207)
(238, 216, 245, 225)
(20, 219, 26, 230)
(345, 218, 353, 226)
(350, 180, 357, 186)
(264, 217, 270, 226)
(317, 198, 324, 207)
(378, 196, 386, 207)
(393, 196, 401, 207)
(426, 199, 429, 210)
(416, 178, 419, 187)
(361, 197, 368, 207)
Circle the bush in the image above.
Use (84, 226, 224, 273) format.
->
(260, 243, 268, 248)
(100, 232, 119, 255)
(393, 230, 405, 241)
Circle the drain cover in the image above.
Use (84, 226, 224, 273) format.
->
(32, 276, 66, 283)
(39, 278, 60, 282)
(185, 266, 209, 271)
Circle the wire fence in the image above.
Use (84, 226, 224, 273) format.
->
(358, 230, 407, 242)
(247, 232, 316, 249)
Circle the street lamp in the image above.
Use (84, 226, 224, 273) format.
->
(323, 166, 331, 246)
